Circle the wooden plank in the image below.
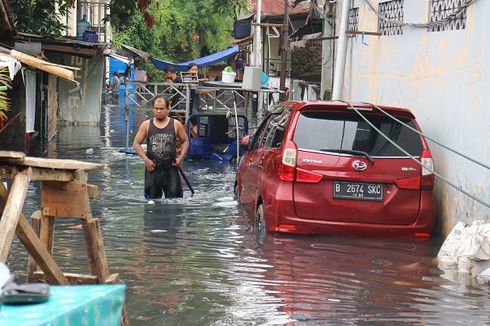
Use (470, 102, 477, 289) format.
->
(22, 157, 105, 170)
(32, 271, 98, 285)
(87, 184, 99, 199)
(39, 214, 55, 254)
(0, 169, 30, 262)
(2, 167, 74, 182)
(104, 273, 120, 284)
(83, 218, 110, 281)
(41, 181, 91, 219)
(10, 49, 75, 82)
(73, 169, 88, 183)
(0, 151, 25, 161)
(31, 168, 74, 182)
(27, 210, 42, 281)
(16, 214, 69, 285)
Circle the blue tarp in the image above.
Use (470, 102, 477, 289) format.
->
(151, 45, 240, 72)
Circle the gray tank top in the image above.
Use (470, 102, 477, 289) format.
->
(146, 118, 176, 169)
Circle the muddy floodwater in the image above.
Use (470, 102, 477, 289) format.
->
(7, 104, 490, 325)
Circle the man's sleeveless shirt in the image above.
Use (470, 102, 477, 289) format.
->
(146, 118, 177, 169)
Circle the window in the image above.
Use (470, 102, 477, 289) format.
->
(349, 7, 359, 37)
(293, 111, 424, 157)
(378, 0, 404, 36)
(429, 0, 468, 32)
(262, 109, 291, 148)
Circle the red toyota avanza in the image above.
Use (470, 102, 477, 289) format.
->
(235, 101, 435, 237)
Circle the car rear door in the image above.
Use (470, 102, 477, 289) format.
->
(292, 109, 425, 225)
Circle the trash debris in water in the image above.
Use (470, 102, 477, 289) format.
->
(437, 220, 490, 285)
(86, 148, 94, 155)
(147, 200, 155, 205)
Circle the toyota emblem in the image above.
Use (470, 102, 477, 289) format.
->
(352, 160, 367, 171)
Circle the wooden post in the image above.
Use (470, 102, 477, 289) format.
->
(0, 168, 30, 262)
(28, 210, 42, 281)
(83, 218, 110, 281)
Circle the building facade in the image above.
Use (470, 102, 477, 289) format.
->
(339, 0, 490, 234)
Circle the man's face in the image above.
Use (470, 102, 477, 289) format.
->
(153, 99, 169, 121)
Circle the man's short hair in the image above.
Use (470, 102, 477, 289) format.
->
(165, 66, 176, 73)
(153, 96, 169, 108)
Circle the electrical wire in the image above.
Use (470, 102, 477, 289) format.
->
(362, 101, 490, 170)
(340, 101, 490, 210)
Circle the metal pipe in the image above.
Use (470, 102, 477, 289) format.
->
(233, 102, 240, 169)
(124, 85, 129, 152)
(331, 0, 350, 100)
(252, 0, 262, 68)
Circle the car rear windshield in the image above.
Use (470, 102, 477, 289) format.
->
(293, 111, 424, 157)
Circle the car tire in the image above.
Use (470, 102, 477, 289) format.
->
(256, 203, 266, 239)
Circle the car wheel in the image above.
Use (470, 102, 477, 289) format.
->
(256, 203, 266, 239)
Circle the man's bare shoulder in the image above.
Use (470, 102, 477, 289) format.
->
(173, 119, 184, 128)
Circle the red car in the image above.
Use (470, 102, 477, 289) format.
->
(235, 101, 435, 237)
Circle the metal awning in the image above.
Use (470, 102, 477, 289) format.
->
(120, 44, 151, 61)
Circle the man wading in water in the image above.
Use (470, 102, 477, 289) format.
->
(133, 96, 189, 199)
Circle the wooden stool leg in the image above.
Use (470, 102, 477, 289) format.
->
(82, 218, 110, 282)
(0, 171, 30, 262)
(28, 211, 55, 281)
(28, 210, 42, 281)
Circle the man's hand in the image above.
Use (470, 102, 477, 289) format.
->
(144, 158, 156, 171)
(172, 156, 184, 167)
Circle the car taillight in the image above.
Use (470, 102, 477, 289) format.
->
(279, 141, 297, 182)
(296, 167, 323, 183)
(395, 150, 434, 190)
(420, 149, 434, 190)
(395, 176, 420, 190)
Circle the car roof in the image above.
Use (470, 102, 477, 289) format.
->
(278, 101, 416, 119)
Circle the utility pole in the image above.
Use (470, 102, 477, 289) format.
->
(331, 0, 350, 101)
(279, 0, 290, 100)
(252, 0, 262, 68)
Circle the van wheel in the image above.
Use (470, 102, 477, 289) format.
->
(256, 204, 266, 239)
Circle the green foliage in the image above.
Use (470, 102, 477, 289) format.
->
(111, 0, 245, 79)
(9, 0, 74, 36)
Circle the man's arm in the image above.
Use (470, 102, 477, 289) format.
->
(173, 120, 189, 166)
(133, 120, 155, 171)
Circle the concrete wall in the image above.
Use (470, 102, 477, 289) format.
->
(341, 0, 490, 234)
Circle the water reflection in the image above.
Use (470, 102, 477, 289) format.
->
(5, 104, 490, 325)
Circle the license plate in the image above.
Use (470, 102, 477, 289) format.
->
(333, 181, 383, 201)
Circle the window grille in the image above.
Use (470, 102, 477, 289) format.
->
(429, 0, 467, 32)
(378, 0, 404, 36)
(349, 7, 359, 37)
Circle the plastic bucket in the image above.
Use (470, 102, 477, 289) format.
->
(222, 71, 236, 83)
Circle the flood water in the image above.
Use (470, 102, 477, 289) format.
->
(7, 103, 490, 325)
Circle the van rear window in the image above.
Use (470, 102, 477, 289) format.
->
(293, 111, 424, 156)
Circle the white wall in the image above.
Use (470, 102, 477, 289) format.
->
(341, 0, 490, 234)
